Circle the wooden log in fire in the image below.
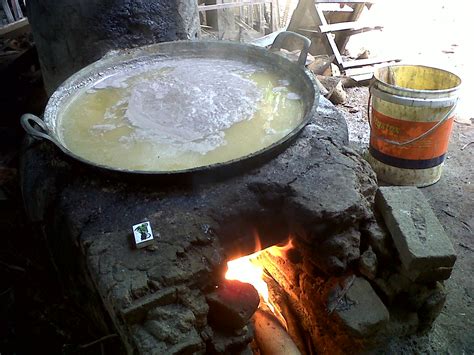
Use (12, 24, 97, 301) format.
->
(263, 273, 310, 353)
(252, 309, 302, 355)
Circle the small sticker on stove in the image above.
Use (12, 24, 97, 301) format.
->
(132, 221, 154, 248)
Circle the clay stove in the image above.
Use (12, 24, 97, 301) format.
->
(21, 93, 452, 354)
(20, 0, 456, 353)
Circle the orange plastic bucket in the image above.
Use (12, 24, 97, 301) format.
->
(367, 65, 461, 186)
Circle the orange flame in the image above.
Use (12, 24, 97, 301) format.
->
(225, 238, 293, 315)
(267, 239, 294, 258)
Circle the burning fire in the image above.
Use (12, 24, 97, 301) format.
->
(225, 250, 271, 306)
(225, 239, 294, 314)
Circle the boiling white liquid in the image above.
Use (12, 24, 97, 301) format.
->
(59, 58, 305, 171)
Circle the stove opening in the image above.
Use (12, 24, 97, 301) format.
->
(217, 238, 306, 354)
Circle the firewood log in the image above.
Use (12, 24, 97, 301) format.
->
(252, 309, 302, 355)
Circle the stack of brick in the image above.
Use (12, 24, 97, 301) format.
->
(376, 186, 456, 284)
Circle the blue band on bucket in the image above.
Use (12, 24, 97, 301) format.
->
(369, 147, 446, 169)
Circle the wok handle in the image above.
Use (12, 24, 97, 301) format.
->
(21, 114, 60, 145)
(271, 31, 311, 67)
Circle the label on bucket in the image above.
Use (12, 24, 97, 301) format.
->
(370, 110, 454, 169)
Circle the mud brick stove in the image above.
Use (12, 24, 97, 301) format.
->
(22, 1, 456, 353)
(20, 95, 456, 354)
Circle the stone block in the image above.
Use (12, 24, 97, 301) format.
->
(361, 219, 393, 261)
(418, 282, 447, 331)
(166, 330, 204, 355)
(210, 326, 254, 354)
(147, 305, 197, 334)
(121, 287, 177, 324)
(375, 187, 456, 278)
(132, 325, 167, 354)
(148, 254, 209, 287)
(332, 277, 389, 337)
(403, 266, 454, 284)
(315, 228, 361, 275)
(359, 246, 377, 280)
(179, 288, 209, 328)
(132, 303, 204, 354)
(373, 272, 412, 305)
(206, 280, 260, 331)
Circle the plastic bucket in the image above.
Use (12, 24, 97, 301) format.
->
(367, 64, 461, 186)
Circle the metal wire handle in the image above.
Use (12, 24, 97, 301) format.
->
(21, 113, 60, 146)
(271, 31, 311, 67)
(367, 84, 458, 147)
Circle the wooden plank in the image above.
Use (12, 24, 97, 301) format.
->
(282, 0, 291, 25)
(297, 28, 325, 36)
(216, 0, 223, 38)
(198, 0, 270, 12)
(344, 66, 377, 76)
(257, 4, 265, 34)
(1, 0, 15, 23)
(336, 26, 382, 38)
(335, 2, 365, 51)
(299, 25, 382, 37)
(287, 0, 321, 32)
(286, 0, 328, 53)
(315, 0, 376, 3)
(314, 6, 343, 65)
(11, 0, 23, 20)
(0, 18, 29, 37)
(349, 72, 374, 83)
(249, 3, 254, 29)
(321, 7, 354, 13)
(342, 57, 400, 69)
(272, 0, 280, 30)
(319, 21, 382, 33)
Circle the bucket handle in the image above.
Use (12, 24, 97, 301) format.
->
(367, 88, 457, 147)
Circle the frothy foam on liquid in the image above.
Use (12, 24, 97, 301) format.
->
(59, 58, 304, 171)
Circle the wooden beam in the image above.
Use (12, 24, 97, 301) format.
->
(335, 26, 382, 38)
(335, 2, 365, 51)
(0, 18, 29, 38)
(249, 3, 254, 29)
(198, 0, 271, 12)
(314, 6, 343, 65)
(296, 28, 325, 37)
(11, 0, 23, 20)
(342, 57, 400, 69)
(319, 21, 382, 33)
(1, 0, 15, 23)
(349, 73, 374, 83)
(272, 0, 280, 31)
(315, 0, 376, 3)
(216, 0, 223, 39)
(344, 66, 377, 76)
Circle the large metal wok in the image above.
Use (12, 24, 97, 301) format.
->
(21, 31, 319, 176)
